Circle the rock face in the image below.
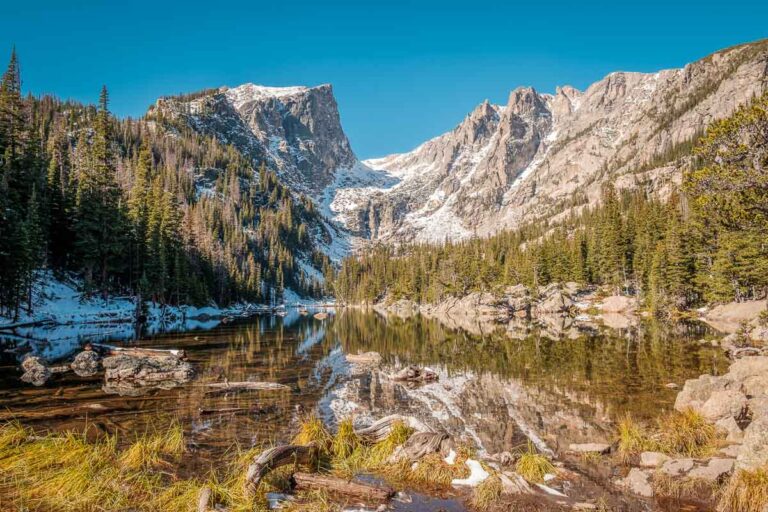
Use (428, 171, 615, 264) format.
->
(151, 84, 357, 197)
(345, 40, 768, 243)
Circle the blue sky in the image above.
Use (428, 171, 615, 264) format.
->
(3, 0, 767, 158)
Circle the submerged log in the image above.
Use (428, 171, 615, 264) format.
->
(244, 443, 320, 496)
(391, 365, 438, 383)
(205, 380, 289, 391)
(291, 472, 394, 502)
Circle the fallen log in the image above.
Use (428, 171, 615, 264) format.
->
(205, 380, 289, 391)
(389, 431, 452, 462)
(89, 342, 187, 360)
(354, 414, 433, 444)
(345, 352, 382, 365)
(244, 443, 320, 496)
(291, 472, 394, 502)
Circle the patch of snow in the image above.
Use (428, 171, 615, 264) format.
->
(451, 459, 490, 487)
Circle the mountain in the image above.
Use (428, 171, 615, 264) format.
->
(150, 84, 357, 197)
(345, 40, 768, 242)
(151, 40, 768, 248)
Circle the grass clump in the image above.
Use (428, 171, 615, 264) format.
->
(331, 418, 361, 459)
(617, 414, 654, 463)
(281, 489, 341, 512)
(471, 474, 503, 510)
(365, 420, 413, 467)
(717, 467, 768, 512)
(653, 473, 716, 502)
(293, 414, 332, 448)
(119, 421, 185, 470)
(656, 408, 720, 457)
(515, 442, 554, 483)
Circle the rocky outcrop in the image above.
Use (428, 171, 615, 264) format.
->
(675, 356, 768, 470)
(151, 84, 357, 197)
(701, 299, 768, 342)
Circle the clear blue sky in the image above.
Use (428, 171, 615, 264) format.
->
(3, 0, 767, 158)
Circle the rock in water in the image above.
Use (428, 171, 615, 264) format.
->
(20, 356, 51, 386)
(71, 350, 102, 377)
(103, 354, 195, 387)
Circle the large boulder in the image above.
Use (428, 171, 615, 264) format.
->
(700, 390, 748, 422)
(674, 374, 729, 412)
(103, 355, 195, 385)
(534, 284, 574, 315)
(505, 284, 531, 314)
(727, 356, 768, 382)
(737, 415, 768, 470)
(687, 458, 735, 482)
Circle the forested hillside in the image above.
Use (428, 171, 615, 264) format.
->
(334, 90, 768, 314)
(0, 51, 332, 320)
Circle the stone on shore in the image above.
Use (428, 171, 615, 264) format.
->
(616, 468, 653, 497)
(639, 451, 670, 468)
(687, 458, 735, 482)
(660, 458, 695, 477)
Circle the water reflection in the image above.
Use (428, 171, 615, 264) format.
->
(0, 309, 726, 474)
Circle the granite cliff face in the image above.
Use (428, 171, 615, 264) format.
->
(150, 83, 357, 197)
(347, 40, 768, 242)
(151, 40, 768, 247)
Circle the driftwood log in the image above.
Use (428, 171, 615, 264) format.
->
(205, 381, 289, 391)
(291, 472, 394, 501)
(197, 485, 212, 512)
(354, 414, 433, 443)
(389, 431, 452, 462)
(244, 443, 320, 496)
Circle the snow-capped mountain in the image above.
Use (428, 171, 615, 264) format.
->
(341, 40, 768, 242)
(151, 83, 357, 197)
(150, 39, 768, 248)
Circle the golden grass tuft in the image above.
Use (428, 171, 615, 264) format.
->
(515, 442, 554, 483)
(652, 473, 716, 502)
(617, 414, 654, 463)
(471, 474, 503, 510)
(655, 408, 720, 457)
(717, 467, 768, 512)
(331, 418, 361, 459)
(293, 414, 332, 448)
(281, 489, 341, 512)
(119, 422, 185, 470)
(364, 420, 413, 468)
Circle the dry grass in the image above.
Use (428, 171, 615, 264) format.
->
(653, 472, 717, 502)
(717, 467, 768, 512)
(471, 474, 503, 510)
(515, 442, 554, 483)
(656, 408, 720, 457)
(293, 414, 332, 448)
(616, 409, 722, 463)
(331, 418, 361, 459)
(119, 422, 184, 470)
(281, 489, 341, 512)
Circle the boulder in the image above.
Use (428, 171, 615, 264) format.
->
(639, 451, 670, 468)
(737, 415, 768, 470)
(660, 458, 695, 477)
(505, 284, 531, 313)
(687, 458, 735, 482)
(727, 356, 768, 382)
(616, 468, 653, 497)
(20, 356, 51, 386)
(568, 443, 611, 454)
(103, 354, 195, 385)
(535, 284, 574, 314)
(743, 374, 768, 398)
(715, 416, 744, 442)
(600, 295, 636, 313)
(674, 374, 728, 412)
(748, 397, 768, 418)
(700, 390, 747, 422)
(750, 325, 768, 343)
(71, 350, 102, 377)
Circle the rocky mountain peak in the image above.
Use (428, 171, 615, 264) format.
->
(507, 86, 548, 118)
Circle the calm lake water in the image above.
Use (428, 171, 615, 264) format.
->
(0, 309, 727, 508)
